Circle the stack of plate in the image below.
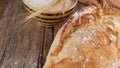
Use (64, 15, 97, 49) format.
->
(22, 0, 78, 27)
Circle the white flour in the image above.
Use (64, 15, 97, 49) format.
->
(25, 0, 74, 11)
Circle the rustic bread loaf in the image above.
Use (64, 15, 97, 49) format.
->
(43, 6, 120, 68)
(79, 0, 120, 14)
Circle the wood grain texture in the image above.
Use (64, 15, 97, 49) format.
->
(0, 0, 58, 68)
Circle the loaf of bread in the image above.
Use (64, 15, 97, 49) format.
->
(43, 6, 120, 68)
(79, 0, 120, 14)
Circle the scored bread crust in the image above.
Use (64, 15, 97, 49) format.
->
(79, 0, 120, 15)
(43, 6, 120, 68)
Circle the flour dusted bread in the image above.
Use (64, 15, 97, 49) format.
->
(43, 6, 120, 68)
(79, 0, 120, 14)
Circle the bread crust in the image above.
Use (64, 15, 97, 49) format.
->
(43, 6, 120, 68)
(79, 0, 120, 15)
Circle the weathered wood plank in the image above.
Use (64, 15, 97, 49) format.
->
(0, 11, 44, 68)
(41, 27, 54, 67)
(0, 0, 48, 68)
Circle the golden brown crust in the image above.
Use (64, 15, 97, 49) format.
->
(50, 6, 101, 56)
(79, 0, 120, 15)
(43, 6, 120, 68)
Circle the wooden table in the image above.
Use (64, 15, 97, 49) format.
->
(0, 0, 82, 68)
